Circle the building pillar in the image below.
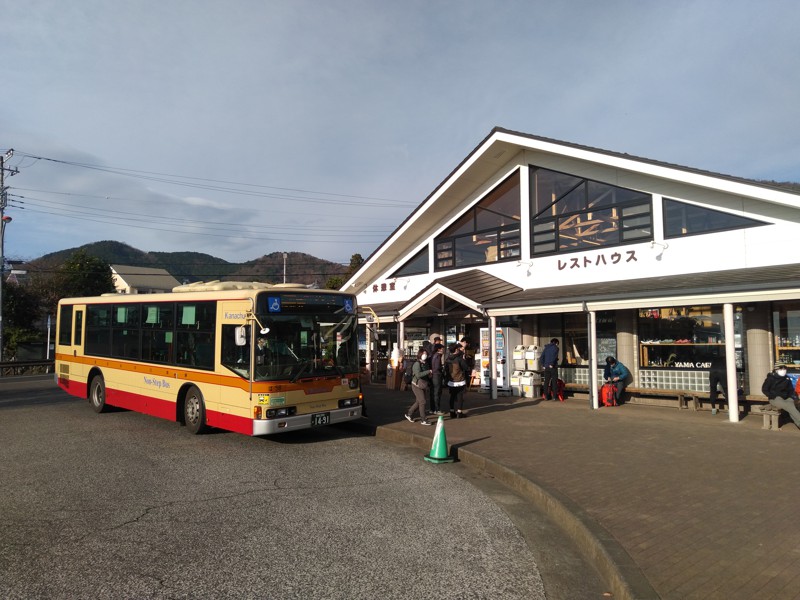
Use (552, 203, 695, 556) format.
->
(745, 304, 772, 396)
(723, 303, 740, 422)
(489, 315, 498, 400)
(589, 309, 598, 409)
(616, 309, 636, 386)
(365, 323, 373, 383)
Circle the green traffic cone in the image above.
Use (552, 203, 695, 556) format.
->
(424, 416, 454, 463)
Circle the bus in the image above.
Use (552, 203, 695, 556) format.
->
(55, 282, 363, 435)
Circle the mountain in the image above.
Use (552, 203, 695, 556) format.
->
(23, 241, 347, 286)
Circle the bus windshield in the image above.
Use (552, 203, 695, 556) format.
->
(224, 291, 359, 382)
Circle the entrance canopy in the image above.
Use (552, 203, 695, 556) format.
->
(361, 270, 521, 323)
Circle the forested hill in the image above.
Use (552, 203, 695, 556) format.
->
(25, 241, 347, 286)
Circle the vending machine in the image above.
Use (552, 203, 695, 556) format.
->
(479, 327, 522, 394)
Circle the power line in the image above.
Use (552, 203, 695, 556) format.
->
(10, 196, 390, 241)
(16, 152, 415, 207)
(16, 204, 391, 242)
(12, 187, 398, 224)
(9, 188, 396, 235)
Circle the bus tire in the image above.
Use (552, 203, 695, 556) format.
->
(184, 385, 208, 435)
(89, 375, 108, 413)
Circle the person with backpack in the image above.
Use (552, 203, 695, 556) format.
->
(446, 343, 470, 418)
(602, 356, 630, 405)
(405, 348, 432, 425)
(761, 362, 800, 430)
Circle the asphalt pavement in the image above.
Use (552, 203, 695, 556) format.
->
(355, 381, 800, 600)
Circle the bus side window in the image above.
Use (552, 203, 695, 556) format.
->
(59, 305, 73, 346)
(74, 311, 83, 346)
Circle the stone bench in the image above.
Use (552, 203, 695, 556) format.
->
(751, 404, 782, 430)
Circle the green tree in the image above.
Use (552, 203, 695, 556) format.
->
(56, 249, 115, 299)
(325, 276, 344, 290)
(2, 282, 42, 359)
(347, 253, 364, 276)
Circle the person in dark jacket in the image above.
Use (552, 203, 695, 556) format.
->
(603, 356, 630, 405)
(761, 362, 800, 430)
(539, 338, 560, 400)
(708, 355, 729, 410)
(446, 344, 470, 418)
(429, 343, 445, 414)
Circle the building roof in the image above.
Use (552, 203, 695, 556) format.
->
(111, 265, 181, 291)
(345, 127, 800, 296)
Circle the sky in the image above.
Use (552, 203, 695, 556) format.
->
(2, 0, 799, 268)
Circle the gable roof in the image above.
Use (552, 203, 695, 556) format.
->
(345, 127, 800, 296)
(361, 270, 522, 322)
(111, 264, 181, 291)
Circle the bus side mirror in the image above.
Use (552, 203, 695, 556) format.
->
(235, 326, 247, 346)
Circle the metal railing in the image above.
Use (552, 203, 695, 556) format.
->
(0, 360, 55, 377)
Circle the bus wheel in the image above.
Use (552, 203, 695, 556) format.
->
(184, 386, 208, 435)
(89, 376, 108, 413)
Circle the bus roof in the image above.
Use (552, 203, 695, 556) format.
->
(58, 282, 351, 304)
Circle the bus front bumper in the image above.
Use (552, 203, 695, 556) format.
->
(252, 406, 362, 436)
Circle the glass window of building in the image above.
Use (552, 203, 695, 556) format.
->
(663, 199, 767, 239)
(638, 306, 725, 368)
(391, 247, 430, 277)
(530, 166, 652, 255)
(562, 311, 616, 366)
(435, 172, 521, 270)
(773, 301, 800, 370)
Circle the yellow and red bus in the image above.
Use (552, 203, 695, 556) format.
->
(55, 282, 363, 435)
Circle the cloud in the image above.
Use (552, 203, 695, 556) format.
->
(2, 0, 798, 265)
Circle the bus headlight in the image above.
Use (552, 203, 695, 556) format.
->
(338, 396, 362, 408)
(264, 406, 297, 419)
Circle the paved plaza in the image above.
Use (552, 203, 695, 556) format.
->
(358, 383, 800, 600)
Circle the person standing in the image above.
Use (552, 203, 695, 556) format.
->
(426, 336, 441, 412)
(405, 349, 432, 425)
(446, 344, 470, 418)
(539, 338, 560, 400)
(761, 362, 800, 430)
(460, 336, 475, 388)
(429, 343, 445, 414)
(708, 355, 729, 411)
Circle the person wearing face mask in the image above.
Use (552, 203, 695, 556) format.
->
(405, 348, 432, 426)
(761, 362, 800, 430)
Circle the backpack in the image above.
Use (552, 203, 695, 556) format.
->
(448, 358, 464, 383)
(403, 360, 414, 385)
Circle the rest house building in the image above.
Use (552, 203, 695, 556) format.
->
(344, 127, 800, 421)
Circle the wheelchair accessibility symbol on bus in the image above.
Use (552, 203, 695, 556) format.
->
(343, 299, 353, 313)
(268, 297, 281, 312)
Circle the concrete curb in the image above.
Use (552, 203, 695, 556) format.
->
(375, 425, 659, 600)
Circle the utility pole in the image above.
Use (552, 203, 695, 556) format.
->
(0, 148, 18, 366)
(283, 252, 287, 284)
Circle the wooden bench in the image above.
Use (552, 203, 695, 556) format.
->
(565, 384, 696, 409)
(625, 386, 702, 410)
(563, 386, 780, 423)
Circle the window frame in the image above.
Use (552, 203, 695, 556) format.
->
(434, 172, 521, 271)
(530, 165, 653, 257)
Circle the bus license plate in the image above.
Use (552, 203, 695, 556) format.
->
(310, 412, 330, 427)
